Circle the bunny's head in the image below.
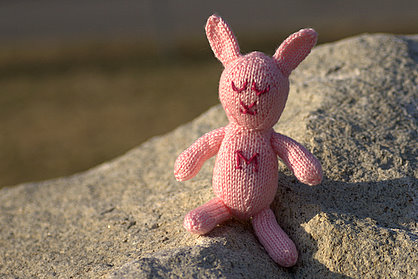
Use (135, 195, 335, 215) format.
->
(206, 15, 317, 130)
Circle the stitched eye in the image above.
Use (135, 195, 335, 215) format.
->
(231, 80, 248, 93)
(252, 81, 270, 96)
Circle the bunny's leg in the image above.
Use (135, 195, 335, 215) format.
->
(252, 208, 298, 267)
(184, 197, 231, 235)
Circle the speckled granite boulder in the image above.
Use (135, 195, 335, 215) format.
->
(0, 34, 417, 279)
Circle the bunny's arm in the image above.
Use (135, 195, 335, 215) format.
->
(174, 127, 225, 181)
(271, 132, 322, 186)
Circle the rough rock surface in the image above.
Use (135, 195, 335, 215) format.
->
(0, 34, 417, 278)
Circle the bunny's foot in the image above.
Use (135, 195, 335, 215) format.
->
(183, 197, 232, 235)
(252, 208, 298, 267)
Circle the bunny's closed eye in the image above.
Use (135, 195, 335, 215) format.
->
(231, 80, 248, 93)
(252, 81, 269, 96)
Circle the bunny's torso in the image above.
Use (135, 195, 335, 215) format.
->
(213, 124, 278, 220)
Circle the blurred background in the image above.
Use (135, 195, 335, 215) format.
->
(0, 0, 417, 187)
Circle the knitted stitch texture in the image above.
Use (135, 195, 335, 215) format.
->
(174, 15, 322, 267)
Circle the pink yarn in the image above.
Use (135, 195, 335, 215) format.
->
(174, 15, 322, 267)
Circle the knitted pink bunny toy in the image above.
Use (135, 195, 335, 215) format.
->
(174, 15, 322, 267)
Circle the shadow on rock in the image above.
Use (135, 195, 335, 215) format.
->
(109, 174, 415, 278)
(273, 174, 416, 278)
(109, 221, 352, 279)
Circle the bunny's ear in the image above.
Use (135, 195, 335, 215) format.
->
(273, 28, 317, 76)
(205, 15, 241, 66)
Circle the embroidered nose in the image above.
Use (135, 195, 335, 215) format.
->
(240, 101, 257, 115)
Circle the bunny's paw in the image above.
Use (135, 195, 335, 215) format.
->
(183, 197, 231, 235)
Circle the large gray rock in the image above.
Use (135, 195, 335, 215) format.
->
(0, 34, 417, 278)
